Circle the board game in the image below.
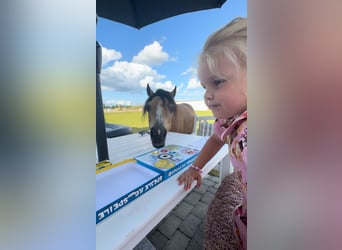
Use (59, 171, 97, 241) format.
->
(134, 144, 200, 179)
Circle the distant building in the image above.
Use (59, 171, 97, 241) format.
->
(176, 100, 209, 111)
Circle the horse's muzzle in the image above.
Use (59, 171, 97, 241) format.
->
(150, 126, 167, 148)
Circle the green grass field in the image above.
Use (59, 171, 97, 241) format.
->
(104, 110, 213, 133)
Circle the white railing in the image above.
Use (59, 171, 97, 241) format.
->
(196, 115, 215, 136)
(194, 116, 233, 184)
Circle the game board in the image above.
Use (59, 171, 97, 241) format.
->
(134, 144, 200, 179)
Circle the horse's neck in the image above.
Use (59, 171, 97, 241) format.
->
(170, 105, 194, 133)
(170, 107, 182, 131)
(170, 109, 178, 131)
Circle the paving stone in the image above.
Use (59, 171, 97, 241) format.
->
(173, 201, 194, 220)
(191, 201, 209, 219)
(186, 227, 204, 250)
(158, 214, 182, 239)
(184, 192, 202, 206)
(212, 177, 219, 183)
(193, 183, 209, 195)
(148, 174, 221, 250)
(214, 183, 220, 189)
(134, 237, 156, 250)
(207, 186, 218, 194)
(163, 231, 189, 250)
(209, 175, 219, 182)
(199, 220, 206, 233)
(147, 230, 168, 250)
(201, 178, 216, 187)
(179, 213, 202, 237)
(200, 191, 215, 204)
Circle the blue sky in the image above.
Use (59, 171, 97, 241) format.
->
(96, 0, 247, 106)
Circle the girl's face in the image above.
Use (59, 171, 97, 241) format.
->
(198, 57, 247, 119)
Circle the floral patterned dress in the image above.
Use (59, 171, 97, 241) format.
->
(214, 110, 247, 250)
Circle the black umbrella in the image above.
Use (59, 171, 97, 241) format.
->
(96, 0, 228, 161)
(97, 0, 227, 29)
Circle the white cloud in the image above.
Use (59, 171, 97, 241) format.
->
(100, 42, 176, 99)
(101, 61, 174, 93)
(182, 67, 197, 76)
(155, 81, 174, 91)
(178, 83, 184, 90)
(186, 77, 201, 89)
(100, 85, 112, 91)
(132, 41, 169, 66)
(102, 47, 122, 65)
(138, 76, 155, 88)
(182, 67, 201, 90)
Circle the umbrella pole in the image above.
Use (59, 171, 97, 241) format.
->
(96, 41, 109, 162)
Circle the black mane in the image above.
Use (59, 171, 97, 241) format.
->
(143, 89, 176, 115)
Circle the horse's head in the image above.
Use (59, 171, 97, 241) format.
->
(143, 84, 177, 148)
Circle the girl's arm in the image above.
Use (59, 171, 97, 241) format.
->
(193, 133, 224, 168)
(177, 133, 224, 190)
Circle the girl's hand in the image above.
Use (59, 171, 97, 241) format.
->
(177, 168, 202, 191)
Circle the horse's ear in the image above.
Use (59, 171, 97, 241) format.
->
(171, 86, 177, 98)
(147, 84, 154, 97)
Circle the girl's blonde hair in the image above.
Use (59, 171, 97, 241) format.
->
(199, 17, 247, 78)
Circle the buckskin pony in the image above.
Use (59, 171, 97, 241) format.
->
(143, 84, 195, 148)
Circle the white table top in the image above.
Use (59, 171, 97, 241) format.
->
(96, 132, 228, 250)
